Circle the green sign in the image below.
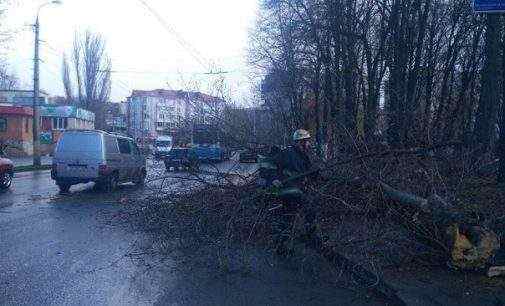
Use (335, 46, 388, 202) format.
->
(40, 106, 95, 122)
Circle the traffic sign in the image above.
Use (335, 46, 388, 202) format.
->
(474, 0, 505, 13)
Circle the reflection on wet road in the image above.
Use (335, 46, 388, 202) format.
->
(0, 170, 162, 305)
(0, 161, 376, 306)
(0, 162, 258, 306)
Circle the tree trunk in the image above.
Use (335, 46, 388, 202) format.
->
(497, 23, 505, 183)
(474, 14, 501, 153)
(380, 182, 500, 270)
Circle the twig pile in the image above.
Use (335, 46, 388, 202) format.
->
(130, 146, 504, 298)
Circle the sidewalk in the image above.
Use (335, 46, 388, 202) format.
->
(10, 156, 52, 167)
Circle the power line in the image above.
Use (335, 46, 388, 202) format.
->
(135, 0, 231, 76)
(113, 78, 132, 97)
(106, 69, 237, 75)
(41, 41, 63, 57)
(136, 0, 208, 70)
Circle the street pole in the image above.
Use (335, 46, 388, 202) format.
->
(33, 16, 41, 167)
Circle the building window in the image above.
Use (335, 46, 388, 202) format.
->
(25, 118, 29, 133)
(0, 118, 6, 132)
(52, 117, 68, 130)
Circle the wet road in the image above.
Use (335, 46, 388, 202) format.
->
(0, 170, 159, 305)
(0, 162, 378, 306)
(0, 160, 248, 306)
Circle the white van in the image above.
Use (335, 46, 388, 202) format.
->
(51, 130, 146, 193)
(153, 135, 173, 159)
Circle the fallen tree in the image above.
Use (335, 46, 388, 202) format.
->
(379, 182, 501, 273)
(131, 143, 505, 306)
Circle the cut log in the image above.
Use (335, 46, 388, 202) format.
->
(446, 225, 500, 269)
(380, 182, 501, 270)
(487, 266, 505, 277)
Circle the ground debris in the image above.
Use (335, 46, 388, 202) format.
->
(130, 146, 505, 302)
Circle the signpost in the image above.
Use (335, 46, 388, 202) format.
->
(474, 1, 505, 182)
(474, 0, 505, 13)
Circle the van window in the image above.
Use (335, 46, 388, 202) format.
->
(117, 138, 132, 154)
(0, 118, 7, 132)
(104, 136, 119, 154)
(57, 132, 101, 153)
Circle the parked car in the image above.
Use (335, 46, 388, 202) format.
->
(192, 144, 228, 163)
(153, 136, 173, 159)
(52, 130, 147, 193)
(163, 147, 200, 172)
(0, 156, 13, 190)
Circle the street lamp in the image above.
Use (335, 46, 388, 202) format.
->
(33, 0, 62, 166)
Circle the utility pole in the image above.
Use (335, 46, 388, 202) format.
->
(32, 16, 41, 167)
(31, 1, 62, 166)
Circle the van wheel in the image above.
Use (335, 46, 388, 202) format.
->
(58, 183, 71, 193)
(107, 174, 118, 192)
(0, 172, 12, 189)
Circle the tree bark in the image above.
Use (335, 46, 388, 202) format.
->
(474, 14, 501, 153)
(380, 182, 500, 270)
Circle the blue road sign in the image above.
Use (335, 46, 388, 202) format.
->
(474, 0, 505, 12)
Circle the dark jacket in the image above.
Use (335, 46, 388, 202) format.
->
(276, 146, 312, 182)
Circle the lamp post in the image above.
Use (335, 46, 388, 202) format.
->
(33, 0, 62, 166)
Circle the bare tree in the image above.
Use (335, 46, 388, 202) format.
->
(249, 0, 500, 155)
(61, 55, 73, 104)
(0, 0, 16, 90)
(63, 30, 111, 130)
(0, 64, 17, 90)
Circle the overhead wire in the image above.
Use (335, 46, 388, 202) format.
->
(40, 41, 133, 99)
(135, 0, 235, 76)
(136, 0, 209, 71)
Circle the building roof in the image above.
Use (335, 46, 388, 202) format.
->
(0, 106, 34, 116)
(0, 89, 50, 95)
(129, 89, 225, 104)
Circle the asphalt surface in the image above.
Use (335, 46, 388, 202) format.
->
(0, 160, 380, 306)
(0, 159, 255, 305)
(10, 156, 53, 167)
(0, 170, 158, 305)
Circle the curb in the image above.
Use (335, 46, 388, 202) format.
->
(14, 165, 52, 173)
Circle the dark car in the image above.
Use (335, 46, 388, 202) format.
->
(0, 156, 14, 190)
(164, 148, 200, 172)
(239, 149, 258, 163)
(239, 146, 271, 163)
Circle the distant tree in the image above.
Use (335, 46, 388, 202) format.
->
(0, 0, 13, 45)
(62, 30, 111, 130)
(61, 55, 73, 104)
(0, 64, 17, 90)
(0, 1, 16, 90)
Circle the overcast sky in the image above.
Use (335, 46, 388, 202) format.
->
(3, 0, 258, 103)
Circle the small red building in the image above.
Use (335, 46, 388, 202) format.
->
(0, 106, 34, 156)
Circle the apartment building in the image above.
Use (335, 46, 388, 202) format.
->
(126, 89, 223, 144)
